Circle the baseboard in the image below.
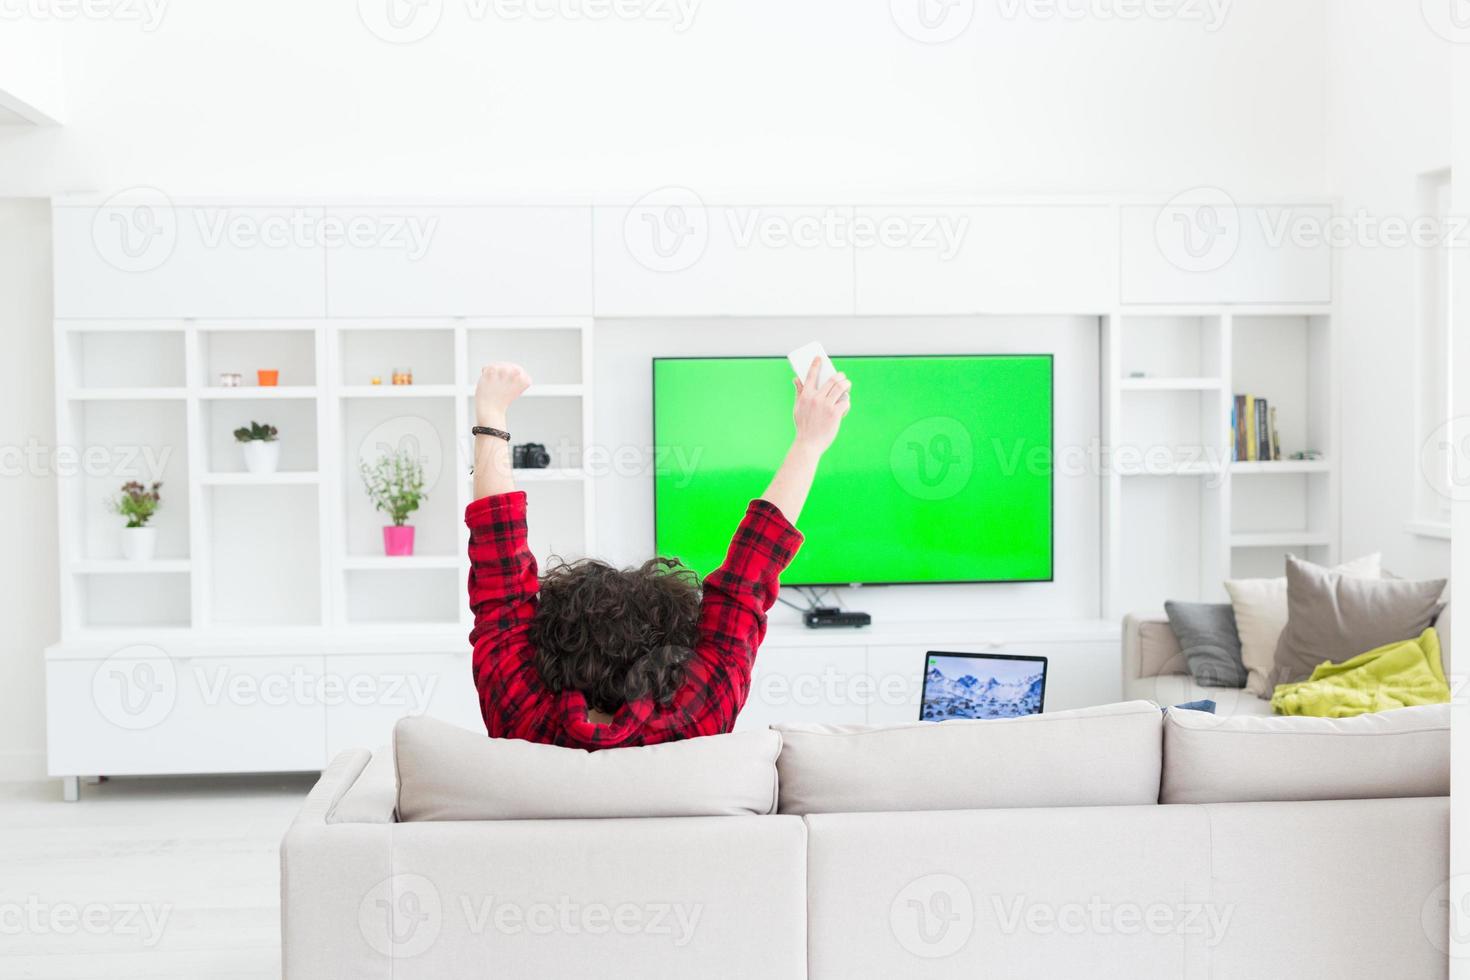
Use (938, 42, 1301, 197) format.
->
(0, 749, 48, 783)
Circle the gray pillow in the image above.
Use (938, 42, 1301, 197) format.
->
(1164, 600, 1246, 688)
(1271, 556, 1447, 687)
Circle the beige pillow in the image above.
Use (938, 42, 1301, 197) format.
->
(1271, 556, 1447, 686)
(394, 716, 782, 821)
(1160, 703, 1449, 804)
(774, 701, 1163, 815)
(1225, 552, 1381, 698)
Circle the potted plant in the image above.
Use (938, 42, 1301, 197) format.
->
(113, 481, 162, 561)
(360, 448, 426, 556)
(234, 421, 280, 475)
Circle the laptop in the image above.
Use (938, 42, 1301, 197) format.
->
(919, 651, 1048, 721)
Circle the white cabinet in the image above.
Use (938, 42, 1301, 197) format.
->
(853, 205, 1117, 314)
(53, 202, 327, 318)
(47, 651, 328, 776)
(735, 645, 870, 731)
(325, 206, 593, 316)
(592, 203, 855, 316)
(1119, 202, 1333, 304)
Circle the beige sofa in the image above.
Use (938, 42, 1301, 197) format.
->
(282, 702, 1451, 979)
(1123, 607, 1454, 718)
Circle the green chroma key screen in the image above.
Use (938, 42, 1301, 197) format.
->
(651, 354, 1054, 585)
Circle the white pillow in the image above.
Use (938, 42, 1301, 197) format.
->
(393, 716, 782, 821)
(1225, 552, 1380, 698)
(773, 701, 1163, 815)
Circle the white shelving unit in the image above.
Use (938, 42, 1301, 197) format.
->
(1102, 307, 1339, 616)
(52, 317, 595, 637)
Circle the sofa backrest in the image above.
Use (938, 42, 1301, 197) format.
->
(1161, 703, 1451, 804)
(773, 700, 1163, 814)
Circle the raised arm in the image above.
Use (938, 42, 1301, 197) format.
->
(760, 357, 852, 524)
(647, 357, 852, 739)
(466, 363, 543, 739)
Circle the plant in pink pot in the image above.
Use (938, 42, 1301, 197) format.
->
(359, 448, 426, 556)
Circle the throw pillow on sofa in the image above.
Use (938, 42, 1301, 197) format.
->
(1164, 600, 1246, 687)
(394, 715, 782, 821)
(1271, 555, 1446, 688)
(1225, 552, 1381, 698)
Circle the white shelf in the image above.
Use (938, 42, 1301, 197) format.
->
(58, 319, 189, 333)
(200, 471, 320, 486)
(1119, 377, 1222, 391)
(1119, 461, 1222, 477)
(71, 559, 192, 574)
(1230, 531, 1332, 549)
(340, 555, 463, 571)
(459, 383, 584, 398)
(67, 387, 188, 401)
(197, 386, 319, 399)
(194, 320, 321, 332)
(1230, 459, 1330, 474)
(338, 384, 460, 398)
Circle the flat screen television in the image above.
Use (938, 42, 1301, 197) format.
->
(652, 354, 1053, 585)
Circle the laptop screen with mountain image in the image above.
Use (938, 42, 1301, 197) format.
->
(920, 652, 1047, 721)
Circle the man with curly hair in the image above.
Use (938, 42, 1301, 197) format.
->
(466, 358, 852, 748)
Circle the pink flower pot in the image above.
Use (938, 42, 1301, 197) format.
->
(382, 525, 415, 556)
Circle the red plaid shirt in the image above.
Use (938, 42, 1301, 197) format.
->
(466, 491, 802, 749)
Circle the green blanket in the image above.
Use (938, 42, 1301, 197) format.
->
(1271, 628, 1447, 717)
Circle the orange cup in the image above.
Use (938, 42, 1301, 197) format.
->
(257, 369, 279, 387)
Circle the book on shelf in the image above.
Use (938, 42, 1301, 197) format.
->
(1232, 393, 1281, 462)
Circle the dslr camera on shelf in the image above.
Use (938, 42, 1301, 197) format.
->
(513, 442, 551, 469)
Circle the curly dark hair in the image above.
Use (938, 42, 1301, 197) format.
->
(528, 556, 702, 715)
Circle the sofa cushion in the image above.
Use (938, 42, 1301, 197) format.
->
(1160, 702, 1449, 804)
(1225, 552, 1381, 698)
(1271, 556, 1446, 687)
(773, 700, 1163, 815)
(1165, 600, 1246, 687)
(394, 716, 781, 821)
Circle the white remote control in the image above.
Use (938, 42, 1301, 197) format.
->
(787, 341, 837, 387)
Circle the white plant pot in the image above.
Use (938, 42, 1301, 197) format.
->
(241, 439, 281, 475)
(121, 526, 157, 562)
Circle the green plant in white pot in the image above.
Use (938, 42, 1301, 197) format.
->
(113, 481, 162, 561)
(360, 448, 426, 556)
(234, 421, 280, 475)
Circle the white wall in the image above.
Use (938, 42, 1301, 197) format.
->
(0, 199, 58, 780)
(594, 316, 1099, 625)
(0, 0, 1326, 199)
(1325, 1, 1453, 579)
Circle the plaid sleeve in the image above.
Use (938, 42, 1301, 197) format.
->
(465, 491, 551, 739)
(649, 498, 803, 739)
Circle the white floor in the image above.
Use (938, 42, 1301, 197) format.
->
(0, 773, 317, 980)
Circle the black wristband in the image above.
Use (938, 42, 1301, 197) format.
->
(472, 426, 511, 441)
